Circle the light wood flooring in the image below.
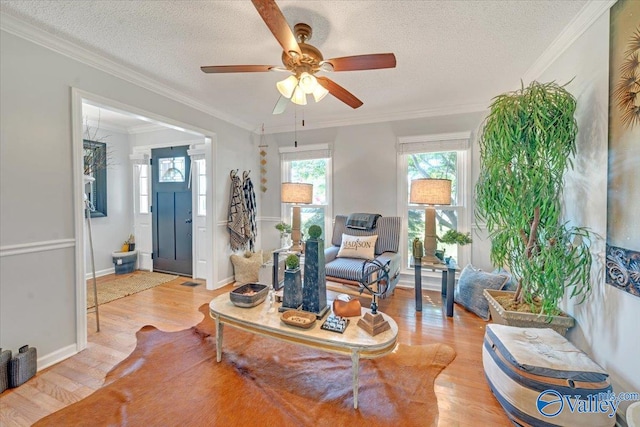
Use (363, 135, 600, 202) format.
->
(0, 273, 510, 426)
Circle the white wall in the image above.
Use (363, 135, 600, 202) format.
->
(84, 127, 134, 274)
(0, 30, 254, 364)
(260, 111, 488, 267)
(536, 9, 640, 414)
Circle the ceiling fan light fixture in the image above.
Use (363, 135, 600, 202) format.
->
(276, 75, 298, 99)
(312, 84, 329, 102)
(298, 72, 317, 94)
(291, 86, 307, 105)
(319, 61, 334, 72)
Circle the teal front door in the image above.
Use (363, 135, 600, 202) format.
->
(151, 146, 192, 276)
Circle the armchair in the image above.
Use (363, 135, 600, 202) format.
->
(324, 215, 401, 297)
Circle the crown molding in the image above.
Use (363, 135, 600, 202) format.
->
(262, 102, 489, 134)
(523, 0, 616, 82)
(83, 118, 128, 135)
(127, 123, 170, 134)
(0, 12, 254, 132)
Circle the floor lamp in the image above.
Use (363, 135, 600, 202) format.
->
(281, 182, 313, 252)
(410, 178, 451, 264)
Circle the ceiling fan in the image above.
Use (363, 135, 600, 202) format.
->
(201, 0, 396, 113)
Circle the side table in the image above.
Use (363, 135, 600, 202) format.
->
(411, 259, 458, 317)
(272, 249, 304, 290)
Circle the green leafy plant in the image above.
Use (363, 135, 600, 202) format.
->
(275, 222, 291, 237)
(438, 230, 472, 246)
(307, 225, 322, 239)
(475, 80, 593, 317)
(285, 254, 300, 270)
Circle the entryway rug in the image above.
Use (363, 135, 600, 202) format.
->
(37, 304, 456, 426)
(86, 271, 178, 308)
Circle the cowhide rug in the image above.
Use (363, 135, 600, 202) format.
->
(36, 304, 455, 426)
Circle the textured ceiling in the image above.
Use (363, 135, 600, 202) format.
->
(1, 0, 589, 133)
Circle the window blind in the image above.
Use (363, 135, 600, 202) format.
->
(279, 143, 332, 161)
(397, 132, 471, 154)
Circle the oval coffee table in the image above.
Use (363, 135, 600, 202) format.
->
(209, 293, 398, 409)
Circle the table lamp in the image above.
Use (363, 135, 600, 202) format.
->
(410, 178, 452, 264)
(281, 182, 313, 252)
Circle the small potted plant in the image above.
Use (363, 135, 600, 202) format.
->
(126, 234, 135, 252)
(281, 254, 302, 311)
(437, 230, 472, 263)
(275, 222, 292, 247)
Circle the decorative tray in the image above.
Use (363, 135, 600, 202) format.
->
(230, 283, 268, 308)
(281, 310, 316, 329)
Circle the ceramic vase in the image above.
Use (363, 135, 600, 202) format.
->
(279, 268, 302, 312)
(302, 238, 329, 317)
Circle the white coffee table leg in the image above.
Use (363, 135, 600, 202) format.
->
(351, 349, 360, 409)
(215, 316, 223, 362)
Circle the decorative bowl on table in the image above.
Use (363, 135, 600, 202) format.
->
(230, 283, 269, 308)
(281, 310, 316, 329)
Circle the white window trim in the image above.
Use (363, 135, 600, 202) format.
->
(279, 144, 333, 244)
(396, 132, 472, 275)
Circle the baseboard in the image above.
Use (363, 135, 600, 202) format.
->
(85, 267, 114, 280)
(37, 344, 77, 371)
(215, 276, 234, 289)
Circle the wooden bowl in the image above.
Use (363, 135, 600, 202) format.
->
(281, 310, 316, 329)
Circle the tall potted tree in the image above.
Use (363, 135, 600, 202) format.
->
(475, 81, 593, 335)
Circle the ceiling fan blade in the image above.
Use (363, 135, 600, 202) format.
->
(251, 0, 302, 58)
(200, 65, 274, 73)
(316, 77, 363, 109)
(324, 53, 397, 72)
(272, 96, 289, 115)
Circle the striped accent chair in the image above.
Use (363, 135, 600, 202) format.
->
(324, 215, 401, 296)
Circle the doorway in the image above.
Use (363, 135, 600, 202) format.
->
(72, 88, 218, 352)
(151, 146, 193, 276)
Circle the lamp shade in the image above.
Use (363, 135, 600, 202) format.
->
(410, 178, 452, 205)
(281, 182, 313, 204)
(291, 86, 307, 105)
(312, 84, 329, 102)
(277, 75, 298, 99)
(298, 72, 318, 94)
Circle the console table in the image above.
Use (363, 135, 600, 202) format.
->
(411, 260, 458, 317)
(209, 294, 398, 409)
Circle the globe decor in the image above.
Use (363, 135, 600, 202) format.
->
(302, 225, 329, 318)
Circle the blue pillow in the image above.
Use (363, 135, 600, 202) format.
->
(454, 264, 509, 320)
(492, 267, 517, 291)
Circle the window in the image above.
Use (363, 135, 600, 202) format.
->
(280, 144, 332, 242)
(197, 160, 206, 215)
(138, 164, 149, 214)
(398, 133, 471, 268)
(83, 140, 107, 217)
(158, 156, 185, 182)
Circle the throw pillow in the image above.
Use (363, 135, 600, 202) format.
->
(454, 264, 509, 321)
(230, 251, 263, 284)
(492, 267, 517, 291)
(336, 234, 378, 260)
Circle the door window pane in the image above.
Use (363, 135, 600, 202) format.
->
(159, 157, 185, 183)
